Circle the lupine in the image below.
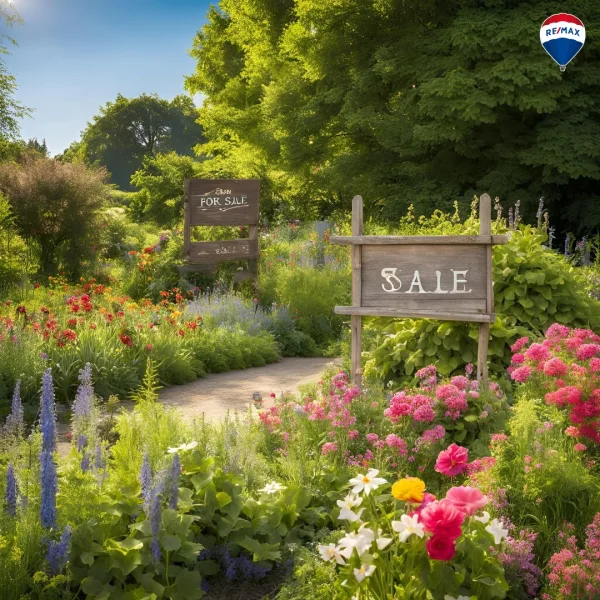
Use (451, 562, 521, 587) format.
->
(4, 380, 23, 436)
(4, 463, 17, 517)
(40, 369, 56, 453)
(72, 363, 94, 445)
(149, 481, 164, 564)
(46, 526, 71, 575)
(40, 449, 57, 529)
(168, 454, 180, 510)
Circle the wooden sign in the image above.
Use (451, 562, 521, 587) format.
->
(330, 194, 506, 388)
(187, 179, 260, 227)
(183, 179, 260, 275)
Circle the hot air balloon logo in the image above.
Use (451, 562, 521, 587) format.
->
(540, 14, 586, 71)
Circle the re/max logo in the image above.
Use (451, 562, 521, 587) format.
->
(546, 26, 582, 36)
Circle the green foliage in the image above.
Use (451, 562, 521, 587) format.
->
(67, 94, 205, 191)
(366, 228, 600, 386)
(0, 156, 109, 277)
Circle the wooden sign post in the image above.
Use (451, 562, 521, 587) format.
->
(183, 179, 260, 280)
(331, 193, 505, 388)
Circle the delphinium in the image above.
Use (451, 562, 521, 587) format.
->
(72, 363, 98, 471)
(4, 379, 24, 438)
(46, 526, 71, 575)
(40, 369, 57, 529)
(140, 451, 152, 509)
(4, 463, 17, 517)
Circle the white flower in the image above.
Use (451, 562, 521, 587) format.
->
(167, 441, 198, 453)
(318, 543, 346, 565)
(376, 528, 393, 550)
(354, 563, 376, 582)
(474, 510, 491, 524)
(337, 493, 364, 522)
(392, 514, 425, 542)
(259, 481, 286, 494)
(348, 469, 387, 496)
(338, 525, 375, 558)
(444, 595, 471, 600)
(486, 518, 509, 544)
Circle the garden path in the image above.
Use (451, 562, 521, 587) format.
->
(57, 356, 339, 455)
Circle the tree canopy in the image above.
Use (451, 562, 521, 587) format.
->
(62, 94, 205, 191)
(186, 0, 600, 232)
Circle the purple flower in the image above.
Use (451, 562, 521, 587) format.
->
(80, 453, 91, 472)
(168, 454, 180, 510)
(40, 352, 48, 360)
(4, 380, 23, 436)
(40, 369, 56, 453)
(77, 434, 87, 453)
(140, 452, 151, 508)
(94, 444, 105, 471)
(46, 526, 71, 575)
(40, 450, 57, 529)
(148, 481, 164, 565)
(5, 463, 17, 517)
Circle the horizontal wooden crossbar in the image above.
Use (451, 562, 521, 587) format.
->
(329, 235, 507, 246)
(334, 306, 495, 323)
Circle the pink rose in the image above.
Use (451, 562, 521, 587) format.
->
(435, 443, 469, 477)
(445, 486, 488, 516)
(419, 500, 465, 539)
(426, 534, 457, 561)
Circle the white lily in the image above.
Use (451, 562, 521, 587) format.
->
(167, 441, 198, 453)
(392, 514, 425, 542)
(354, 563, 376, 582)
(318, 543, 346, 565)
(337, 493, 364, 522)
(338, 525, 375, 558)
(474, 510, 491, 524)
(348, 468, 387, 496)
(376, 528, 393, 550)
(485, 518, 509, 544)
(259, 481, 286, 494)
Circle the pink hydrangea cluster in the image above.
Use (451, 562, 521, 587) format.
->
(510, 327, 600, 444)
(543, 514, 600, 599)
(385, 433, 408, 455)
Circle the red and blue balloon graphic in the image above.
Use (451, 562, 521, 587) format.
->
(540, 14, 586, 71)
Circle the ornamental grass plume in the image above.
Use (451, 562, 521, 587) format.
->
(72, 363, 95, 446)
(4, 463, 17, 517)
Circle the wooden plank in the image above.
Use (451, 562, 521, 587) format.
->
(183, 179, 191, 259)
(360, 244, 488, 313)
(330, 235, 507, 246)
(335, 306, 494, 323)
(188, 239, 259, 264)
(351, 196, 363, 388)
(477, 193, 492, 387)
(188, 179, 260, 226)
(176, 264, 217, 274)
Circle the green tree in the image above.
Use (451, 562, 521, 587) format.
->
(0, 3, 31, 139)
(129, 152, 203, 226)
(66, 94, 205, 190)
(0, 156, 108, 276)
(187, 0, 600, 233)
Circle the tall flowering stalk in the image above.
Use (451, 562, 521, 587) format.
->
(168, 454, 180, 510)
(140, 452, 151, 509)
(72, 363, 96, 453)
(149, 481, 164, 565)
(46, 526, 71, 575)
(4, 463, 17, 517)
(40, 369, 57, 529)
(4, 380, 23, 437)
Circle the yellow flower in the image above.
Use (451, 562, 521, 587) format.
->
(391, 477, 426, 503)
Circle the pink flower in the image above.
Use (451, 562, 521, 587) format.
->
(385, 434, 408, 455)
(590, 358, 600, 373)
(574, 443, 587, 452)
(576, 344, 600, 361)
(512, 353, 525, 364)
(525, 343, 550, 362)
(445, 486, 488, 516)
(511, 336, 530, 353)
(435, 444, 469, 477)
(426, 535, 456, 561)
(511, 366, 532, 383)
(420, 500, 465, 539)
(366, 433, 379, 443)
(543, 357, 568, 377)
(546, 324, 570, 339)
(348, 429, 359, 440)
(491, 433, 508, 444)
(413, 405, 435, 422)
(321, 442, 337, 455)
(565, 426, 580, 438)
(436, 384, 461, 399)
(450, 376, 469, 390)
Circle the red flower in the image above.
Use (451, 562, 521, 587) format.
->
(178, 329, 184, 337)
(146, 344, 153, 351)
(67, 318, 77, 327)
(117, 311, 124, 318)
(71, 304, 80, 313)
(119, 334, 133, 347)
(60, 329, 77, 342)
(33, 283, 40, 289)
(16, 305, 26, 315)
(90, 323, 97, 330)
(426, 535, 456, 561)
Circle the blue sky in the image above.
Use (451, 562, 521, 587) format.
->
(3, 0, 211, 155)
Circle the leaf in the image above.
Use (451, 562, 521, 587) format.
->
(161, 534, 182, 552)
(80, 551, 95, 566)
(238, 536, 281, 562)
(170, 569, 203, 600)
(216, 491, 232, 508)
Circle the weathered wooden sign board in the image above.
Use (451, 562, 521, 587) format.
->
(183, 179, 260, 279)
(331, 194, 505, 388)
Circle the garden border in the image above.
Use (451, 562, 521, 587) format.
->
(331, 193, 506, 388)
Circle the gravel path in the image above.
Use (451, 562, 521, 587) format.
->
(158, 356, 339, 421)
(58, 357, 339, 454)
